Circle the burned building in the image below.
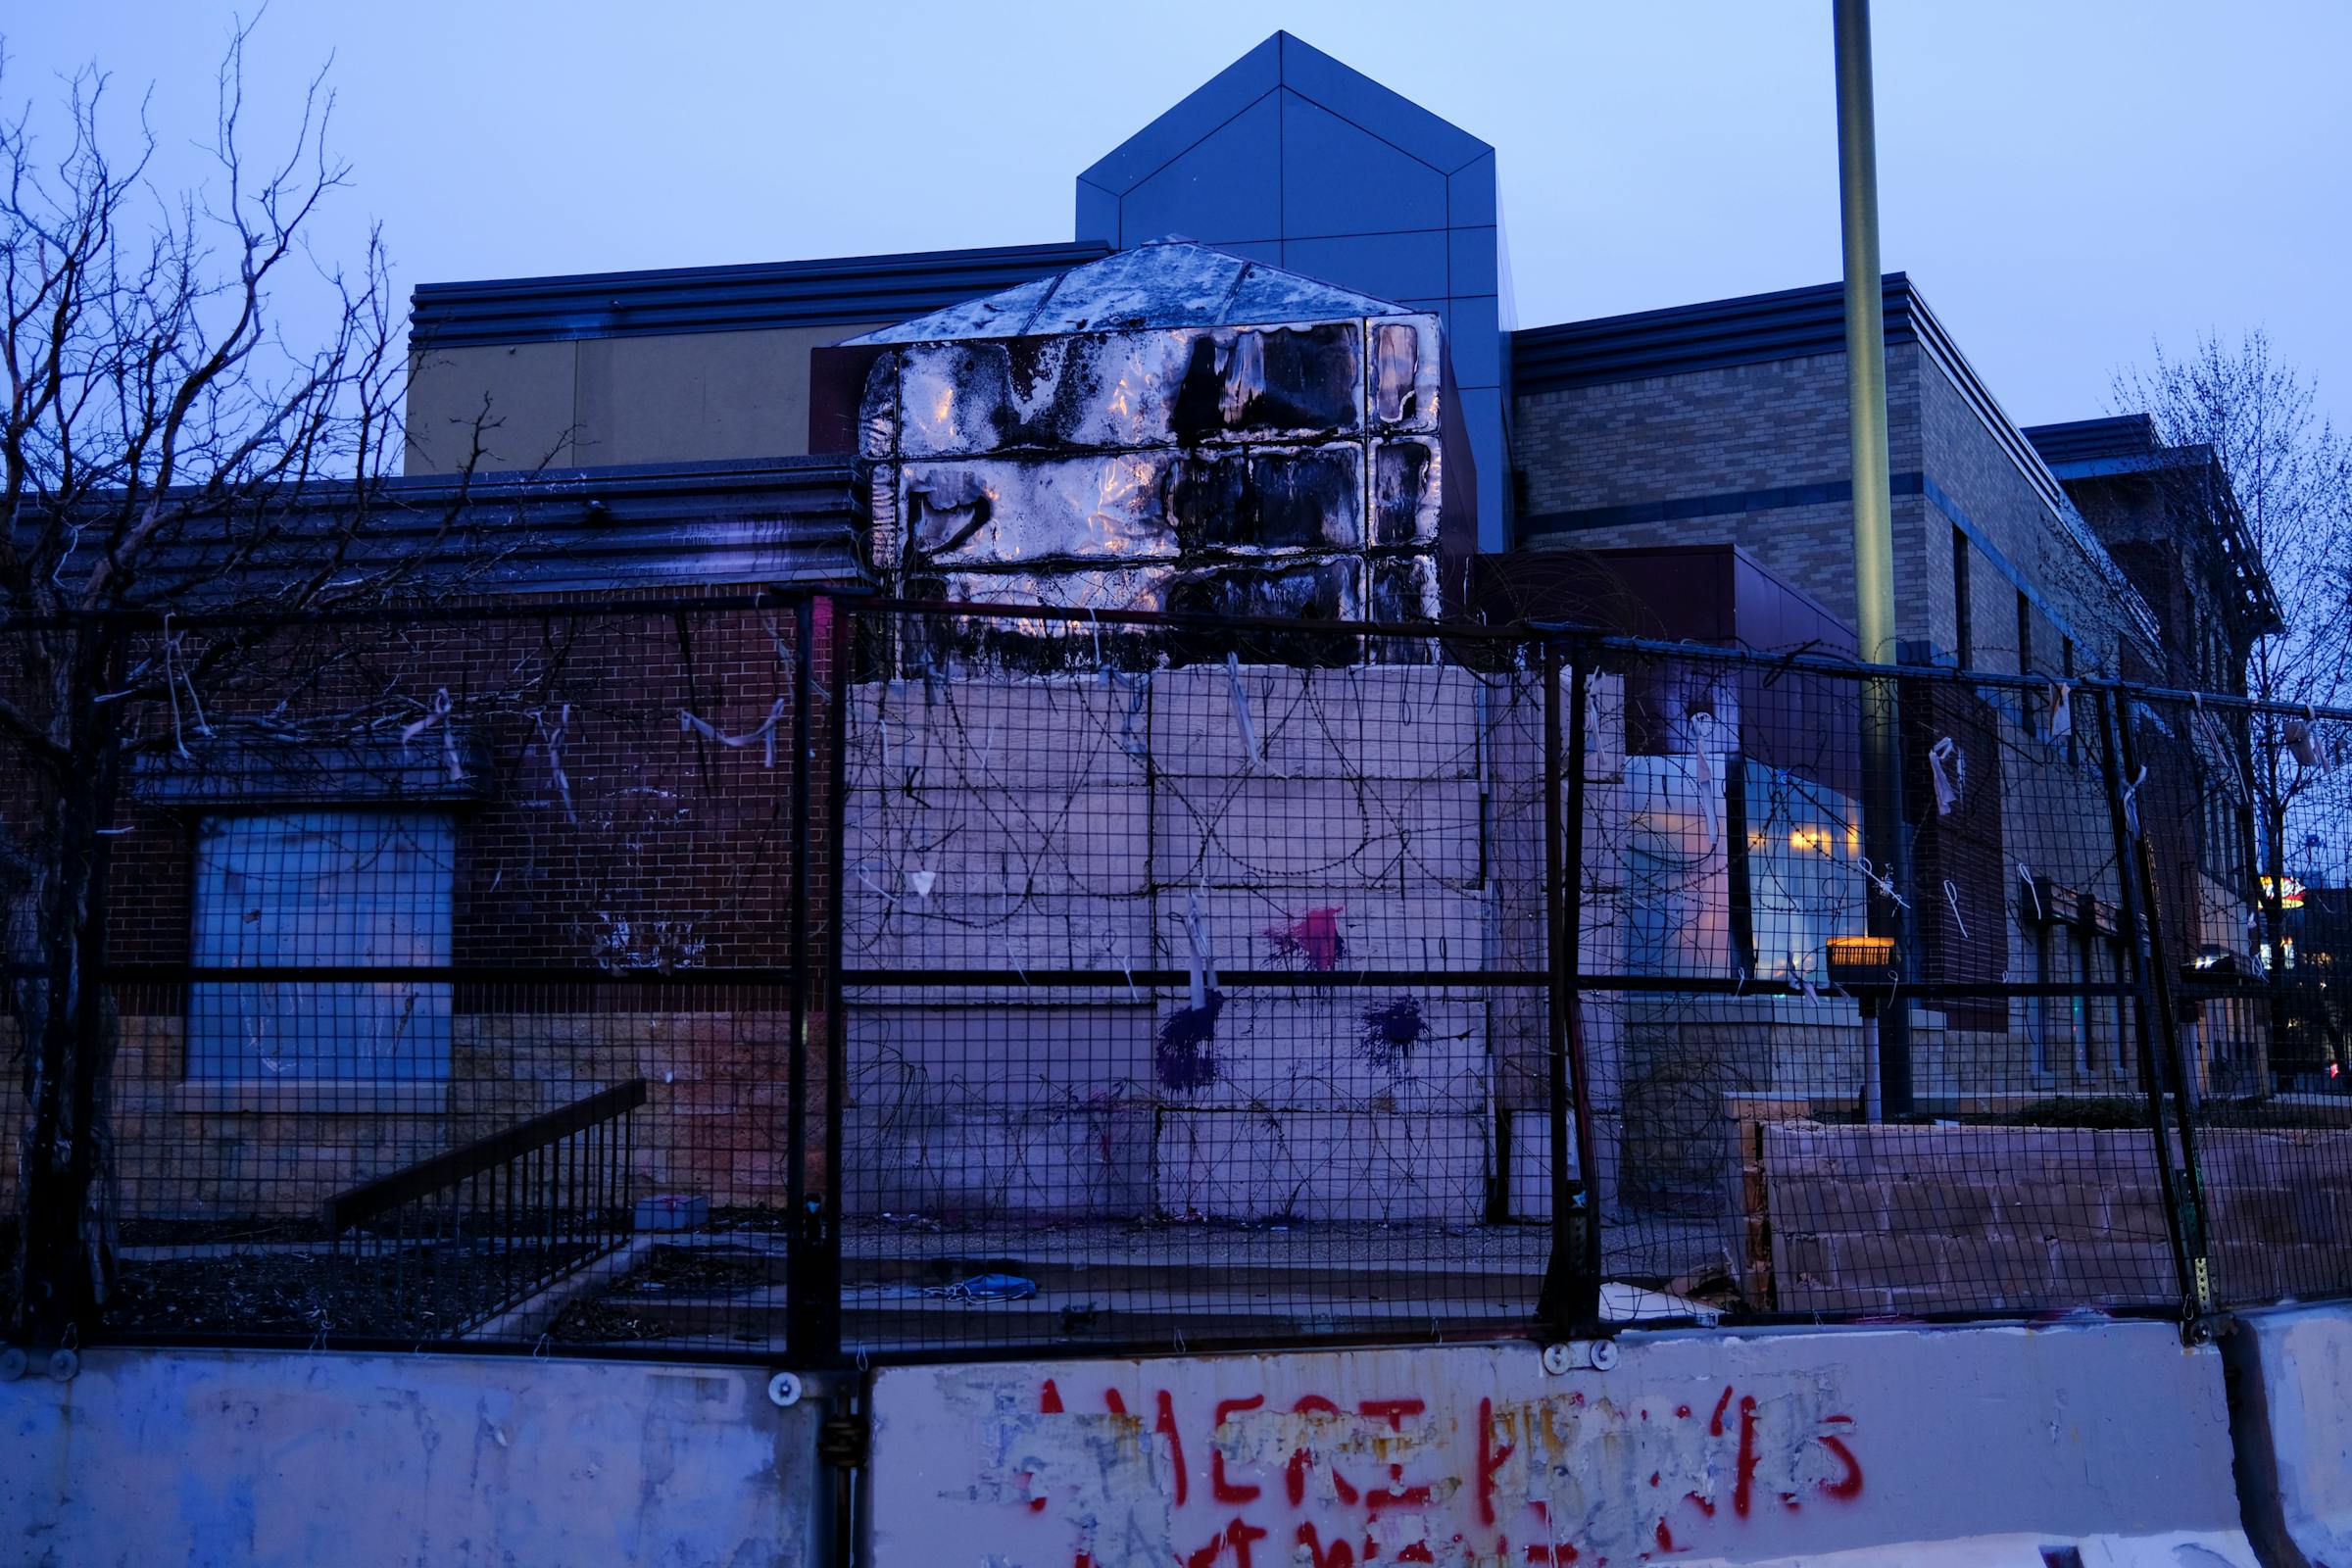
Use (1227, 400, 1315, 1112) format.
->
(813, 240, 1474, 625)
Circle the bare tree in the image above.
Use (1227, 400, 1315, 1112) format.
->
(0, 24, 511, 1342)
(2109, 333, 2352, 1086)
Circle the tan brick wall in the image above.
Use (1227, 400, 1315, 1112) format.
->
(1511, 340, 2132, 674)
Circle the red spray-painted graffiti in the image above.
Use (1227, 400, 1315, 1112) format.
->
(1009, 1375, 1865, 1566)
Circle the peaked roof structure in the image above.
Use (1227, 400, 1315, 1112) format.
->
(846, 240, 1412, 344)
(1075, 32, 1494, 247)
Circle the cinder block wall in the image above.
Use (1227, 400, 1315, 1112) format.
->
(838, 660, 1589, 1227)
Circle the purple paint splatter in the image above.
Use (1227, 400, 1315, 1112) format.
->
(1358, 996, 1427, 1072)
(1155, 990, 1225, 1091)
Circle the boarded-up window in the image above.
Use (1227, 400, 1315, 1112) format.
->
(188, 811, 454, 1080)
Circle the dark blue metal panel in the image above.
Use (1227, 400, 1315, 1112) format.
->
(1274, 32, 1490, 173)
(1076, 35, 1282, 196)
(1076, 30, 1509, 552)
(409, 242, 1113, 348)
(1120, 94, 1285, 248)
(1446, 296, 1502, 387)
(1282, 231, 1446, 305)
(1076, 177, 1120, 248)
(1447, 151, 1498, 228)
(1448, 225, 1499, 298)
(1279, 96, 1448, 238)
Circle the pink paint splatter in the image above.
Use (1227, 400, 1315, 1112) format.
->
(1265, 907, 1347, 971)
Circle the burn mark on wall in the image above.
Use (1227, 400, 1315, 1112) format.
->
(1374, 321, 1424, 423)
(1370, 558, 1438, 626)
(1171, 325, 1360, 446)
(1168, 449, 1361, 553)
(1373, 443, 1433, 547)
(1164, 563, 1356, 666)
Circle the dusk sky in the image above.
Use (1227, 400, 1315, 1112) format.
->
(14, 1, 2351, 432)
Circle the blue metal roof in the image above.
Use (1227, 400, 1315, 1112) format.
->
(1513, 275, 1923, 393)
(2024, 417, 2281, 635)
(410, 242, 1114, 348)
(2021, 415, 2162, 471)
(99, 457, 862, 600)
(1077, 32, 1493, 202)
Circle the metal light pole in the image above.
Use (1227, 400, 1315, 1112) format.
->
(1835, 0, 1912, 1116)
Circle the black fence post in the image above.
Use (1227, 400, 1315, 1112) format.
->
(785, 591, 824, 1364)
(1539, 638, 1602, 1336)
(2115, 687, 2218, 1331)
(817, 593, 852, 1363)
(2094, 684, 2214, 1332)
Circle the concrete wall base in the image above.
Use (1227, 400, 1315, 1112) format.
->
(2227, 1300, 2352, 1568)
(1, 1348, 821, 1568)
(868, 1321, 2256, 1568)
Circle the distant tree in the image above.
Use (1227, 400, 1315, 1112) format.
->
(0, 24, 513, 1343)
(2112, 332, 2352, 1085)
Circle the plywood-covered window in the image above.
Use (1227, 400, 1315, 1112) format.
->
(188, 811, 454, 1081)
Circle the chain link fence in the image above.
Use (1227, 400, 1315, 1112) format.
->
(6, 592, 2349, 1361)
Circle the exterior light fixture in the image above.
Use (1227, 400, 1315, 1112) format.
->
(1825, 934, 1898, 1125)
(1826, 934, 1896, 989)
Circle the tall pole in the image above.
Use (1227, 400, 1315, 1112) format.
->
(1836, 0, 1912, 1115)
(1835, 0, 1896, 664)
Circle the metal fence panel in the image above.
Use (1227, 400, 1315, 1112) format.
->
(833, 604, 1559, 1356)
(5, 599, 829, 1358)
(12, 591, 2352, 1363)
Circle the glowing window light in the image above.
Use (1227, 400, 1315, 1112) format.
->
(2262, 875, 2306, 909)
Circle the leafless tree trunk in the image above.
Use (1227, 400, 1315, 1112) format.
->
(0, 23, 513, 1343)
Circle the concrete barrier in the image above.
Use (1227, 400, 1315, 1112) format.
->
(869, 1320, 2255, 1567)
(2226, 1299, 2352, 1567)
(2, 1348, 821, 1568)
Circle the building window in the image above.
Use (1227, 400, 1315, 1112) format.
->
(1951, 526, 1973, 668)
(188, 811, 455, 1081)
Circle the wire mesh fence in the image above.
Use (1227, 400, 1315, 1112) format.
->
(2126, 688, 2352, 1308)
(835, 606, 1554, 1356)
(5, 590, 2351, 1362)
(5, 595, 835, 1359)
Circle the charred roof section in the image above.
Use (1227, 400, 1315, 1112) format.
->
(848, 240, 1413, 344)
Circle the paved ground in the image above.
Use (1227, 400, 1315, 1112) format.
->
(539, 1212, 1730, 1355)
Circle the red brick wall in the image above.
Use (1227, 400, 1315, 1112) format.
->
(11, 588, 851, 1221)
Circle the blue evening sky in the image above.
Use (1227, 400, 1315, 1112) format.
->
(12, 1, 2350, 432)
